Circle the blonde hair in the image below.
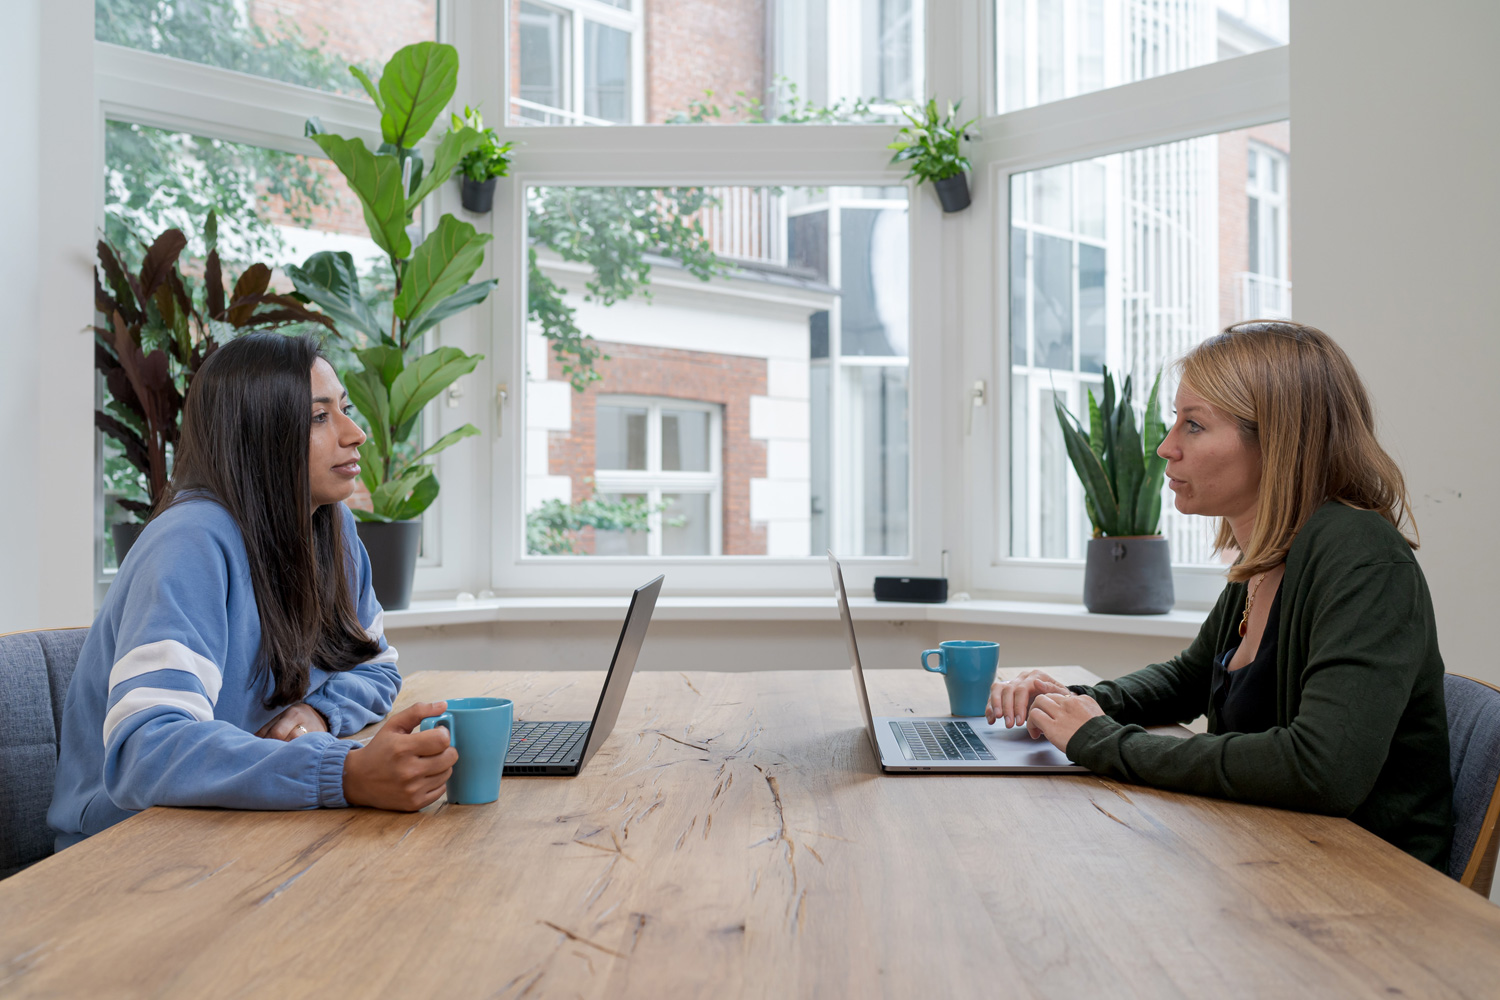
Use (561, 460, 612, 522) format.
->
(1177, 320, 1416, 582)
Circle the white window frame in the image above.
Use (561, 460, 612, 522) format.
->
(88, 0, 494, 601)
(592, 395, 724, 557)
(963, 26, 1290, 608)
(511, 0, 644, 125)
(1247, 140, 1289, 280)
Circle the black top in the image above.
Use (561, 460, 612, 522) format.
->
(1209, 588, 1282, 735)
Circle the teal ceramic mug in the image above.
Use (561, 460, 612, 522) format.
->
(920, 641, 1001, 717)
(418, 697, 513, 804)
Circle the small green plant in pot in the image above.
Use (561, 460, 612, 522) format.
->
(450, 105, 514, 214)
(1053, 367, 1175, 614)
(289, 41, 494, 609)
(887, 98, 979, 213)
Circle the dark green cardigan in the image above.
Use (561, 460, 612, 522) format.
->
(1068, 501, 1454, 869)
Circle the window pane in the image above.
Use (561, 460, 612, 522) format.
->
(1007, 122, 1291, 565)
(662, 493, 712, 555)
(596, 405, 648, 470)
(594, 493, 650, 555)
(518, 2, 570, 123)
(1033, 234, 1073, 370)
(995, 0, 1288, 114)
(662, 409, 710, 472)
(101, 122, 386, 569)
(524, 185, 909, 558)
(585, 21, 631, 123)
(509, 0, 923, 125)
(97, 0, 436, 95)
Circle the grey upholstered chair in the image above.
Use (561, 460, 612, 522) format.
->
(1445, 672, 1500, 896)
(0, 627, 88, 879)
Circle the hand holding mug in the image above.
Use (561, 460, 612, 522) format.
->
(343, 701, 458, 811)
(986, 669, 1072, 731)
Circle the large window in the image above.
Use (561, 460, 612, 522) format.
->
(1006, 121, 1292, 568)
(522, 185, 911, 561)
(97, 0, 437, 95)
(994, 0, 1288, 114)
(510, 0, 923, 125)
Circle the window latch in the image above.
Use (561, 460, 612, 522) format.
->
(495, 382, 509, 436)
(965, 379, 986, 436)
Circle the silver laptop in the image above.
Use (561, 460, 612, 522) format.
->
(829, 553, 1086, 773)
(504, 575, 663, 775)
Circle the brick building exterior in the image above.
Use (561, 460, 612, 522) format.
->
(644, 0, 765, 123)
(1218, 120, 1292, 330)
(548, 341, 769, 555)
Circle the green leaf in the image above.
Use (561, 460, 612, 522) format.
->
(345, 365, 391, 462)
(407, 127, 484, 214)
(307, 133, 411, 260)
(378, 42, 459, 148)
(1054, 395, 1119, 535)
(372, 463, 433, 519)
(406, 279, 496, 340)
(348, 65, 385, 112)
(393, 214, 492, 326)
(1141, 369, 1167, 457)
(204, 210, 218, 258)
(1114, 403, 1144, 534)
(351, 507, 392, 523)
(284, 251, 384, 342)
(1086, 389, 1105, 465)
(355, 345, 405, 389)
(407, 424, 480, 467)
(388, 346, 481, 430)
(1136, 454, 1167, 535)
(392, 470, 441, 520)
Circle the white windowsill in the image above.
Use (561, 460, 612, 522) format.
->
(384, 596, 1208, 639)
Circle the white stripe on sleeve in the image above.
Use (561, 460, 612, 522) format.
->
(102, 687, 216, 746)
(108, 639, 224, 704)
(365, 610, 385, 642)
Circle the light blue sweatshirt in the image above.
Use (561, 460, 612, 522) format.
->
(48, 496, 401, 850)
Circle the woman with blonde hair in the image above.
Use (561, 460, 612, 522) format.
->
(989, 320, 1453, 868)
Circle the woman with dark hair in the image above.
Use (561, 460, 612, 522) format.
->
(50, 333, 456, 847)
(987, 321, 1453, 868)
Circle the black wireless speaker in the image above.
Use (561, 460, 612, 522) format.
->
(873, 576, 949, 604)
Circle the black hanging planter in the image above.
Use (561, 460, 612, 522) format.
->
(357, 520, 422, 611)
(111, 522, 146, 566)
(1083, 536, 1175, 615)
(933, 172, 972, 213)
(460, 176, 497, 214)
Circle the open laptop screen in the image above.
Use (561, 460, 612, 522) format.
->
(578, 575, 664, 766)
(828, 553, 881, 757)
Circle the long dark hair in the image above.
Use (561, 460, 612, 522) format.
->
(157, 332, 381, 708)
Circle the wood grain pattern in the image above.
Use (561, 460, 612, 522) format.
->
(4, 667, 1499, 999)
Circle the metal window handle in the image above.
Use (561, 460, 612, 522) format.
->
(965, 379, 986, 436)
(496, 382, 509, 436)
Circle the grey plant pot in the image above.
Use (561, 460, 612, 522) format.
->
(111, 521, 146, 567)
(933, 172, 971, 212)
(356, 520, 422, 611)
(460, 176, 497, 213)
(1083, 536, 1175, 615)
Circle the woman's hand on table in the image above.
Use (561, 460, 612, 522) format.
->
(342, 701, 458, 812)
(256, 702, 329, 741)
(1026, 691, 1104, 753)
(986, 669, 1072, 732)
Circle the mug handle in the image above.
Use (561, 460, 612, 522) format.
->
(419, 712, 455, 746)
(920, 649, 946, 675)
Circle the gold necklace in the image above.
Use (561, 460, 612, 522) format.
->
(1239, 572, 1266, 638)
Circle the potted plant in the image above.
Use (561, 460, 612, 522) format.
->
(290, 41, 494, 609)
(1053, 367, 1174, 614)
(95, 213, 334, 563)
(450, 105, 514, 214)
(887, 98, 979, 213)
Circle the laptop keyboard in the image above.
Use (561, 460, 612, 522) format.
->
(891, 720, 996, 762)
(506, 721, 589, 766)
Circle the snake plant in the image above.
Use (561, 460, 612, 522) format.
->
(1053, 367, 1168, 537)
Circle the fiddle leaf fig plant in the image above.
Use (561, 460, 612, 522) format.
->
(1053, 367, 1168, 538)
(289, 41, 493, 523)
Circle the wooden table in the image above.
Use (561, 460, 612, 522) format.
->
(5, 668, 1500, 998)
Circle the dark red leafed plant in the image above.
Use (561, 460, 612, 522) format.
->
(94, 213, 334, 522)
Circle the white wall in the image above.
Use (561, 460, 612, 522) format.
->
(1292, 0, 1500, 686)
(0, 0, 96, 634)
